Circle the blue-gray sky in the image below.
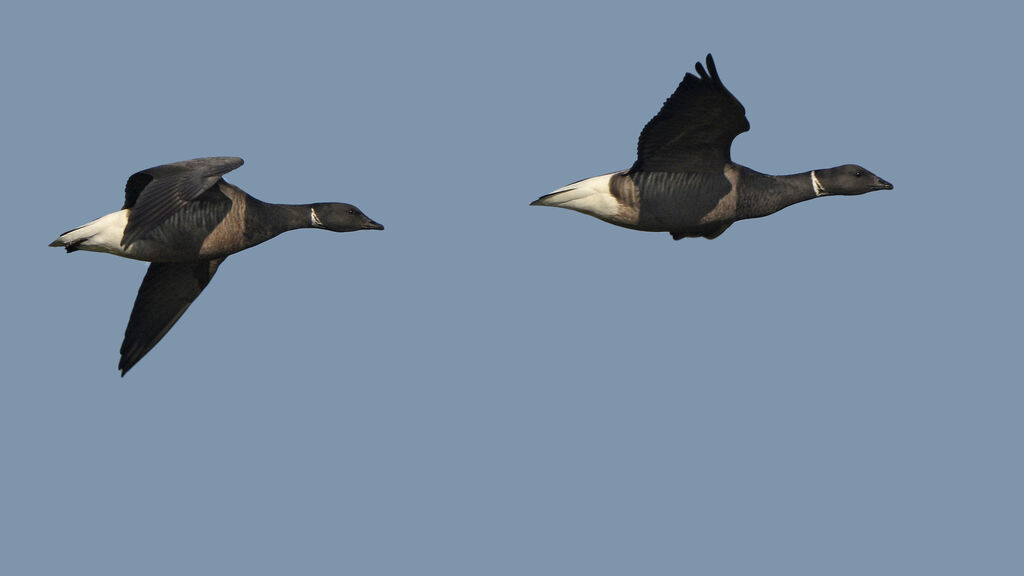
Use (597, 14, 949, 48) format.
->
(4, 1, 1022, 574)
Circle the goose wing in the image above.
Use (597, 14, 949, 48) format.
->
(631, 55, 749, 174)
(118, 258, 224, 376)
(121, 157, 243, 246)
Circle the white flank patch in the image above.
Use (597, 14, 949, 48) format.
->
(811, 170, 827, 197)
(311, 207, 324, 228)
(538, 172, 620, 219)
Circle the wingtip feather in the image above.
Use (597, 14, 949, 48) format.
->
(694, 61, 708, 80)
(705, 54, 718, 79)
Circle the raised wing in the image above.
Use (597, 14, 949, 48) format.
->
(118, 258, 224, 376)
(121, 157, 243, 246)
(630, 55, 749, 174)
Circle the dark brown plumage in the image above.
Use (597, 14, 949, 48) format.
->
(50, 157, 384, 376)
(532, 54, 893, 240)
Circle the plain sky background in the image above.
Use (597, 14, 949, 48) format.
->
(3, 1, 1022, 574)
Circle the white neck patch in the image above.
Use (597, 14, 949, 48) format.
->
(311, 207, 324, 228)
(811, 171, 827, 197)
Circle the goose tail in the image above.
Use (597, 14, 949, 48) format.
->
(530, 172, 623, 220)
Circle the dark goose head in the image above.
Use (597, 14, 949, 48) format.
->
(813, 165, 893, 196)
(310, 203, 385, 232)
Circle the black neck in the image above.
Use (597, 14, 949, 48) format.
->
(738, 168, 818, 220)
(245, 199, 315, 244)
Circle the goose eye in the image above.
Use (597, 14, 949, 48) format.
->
(854, 171, 864, 178)
(348, 209, 356, 215)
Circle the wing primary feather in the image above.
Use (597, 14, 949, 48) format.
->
(695, 61, 709, 80)
(705, 54, 719, 84)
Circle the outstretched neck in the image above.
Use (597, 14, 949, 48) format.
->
(246, 199, 317, 242)
(737, 168, 820, 220)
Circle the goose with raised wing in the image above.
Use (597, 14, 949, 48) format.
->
(532, 54, 893, 240)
